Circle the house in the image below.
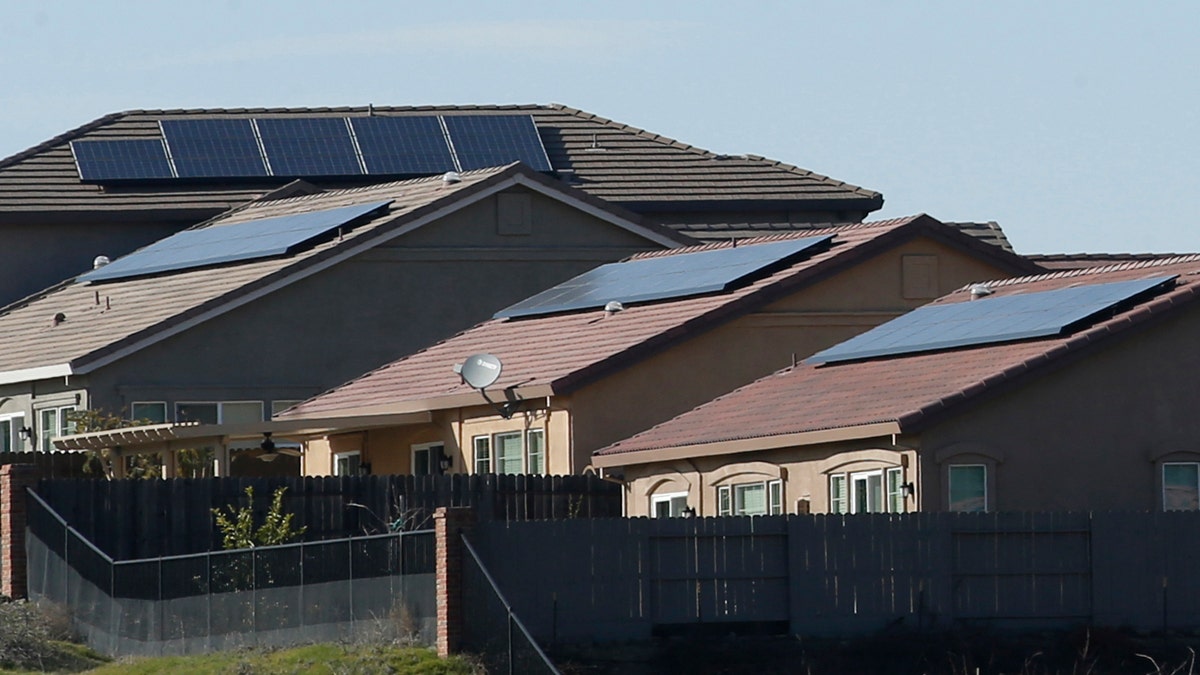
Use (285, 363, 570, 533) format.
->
(258, 214, 1039, 478)
(2, 163, 688, 465)
(593, 257, 1200, 517)
(0, 104, 889, 307)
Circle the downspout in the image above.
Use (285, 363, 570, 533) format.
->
(685, 459, 704, 515)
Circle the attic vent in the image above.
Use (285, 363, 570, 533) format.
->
(604, 301, 625, 314)
(52, 312, 66, 327)
(442, 171, 462, 184)
(969, 283, 992, 299)
(92, 255, 111, 270)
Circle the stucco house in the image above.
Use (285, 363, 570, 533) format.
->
(257, 214, 1039, 478)
(594, 257, 1200, 517)
(3, 163, 687, 464)
(0, 104, 891, 307)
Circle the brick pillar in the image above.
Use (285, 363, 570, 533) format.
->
(1, 464, 41, 599)
(434, 506, 476, 656)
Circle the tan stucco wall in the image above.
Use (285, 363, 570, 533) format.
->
(622, 300, 1200, 515)
(621, 440, 920, 517)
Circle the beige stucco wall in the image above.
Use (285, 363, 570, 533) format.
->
(621, 299, 1200, 516)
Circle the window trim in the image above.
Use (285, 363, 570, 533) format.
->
(37, 405, 76, 452)
(472, 435, 491, 474)
(717, 479, 783, 516)
(830, 468, 905, 514)
(130, 401, 168, 425)
(175, 400, 265, 425)
(948, 463, 989, 513)
(526, 428, 545, 475)
(0, 412, 26, 453)
(470, 427, 548, 475)
(333, 450, 362, 477)
(650, 491, 690, 518)
(1162, 462, 1200, 511)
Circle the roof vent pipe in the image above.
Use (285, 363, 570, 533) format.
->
(969, 283, 993, 299)
(604, 300, 624, 315)
(93, 255, 111, 270)
(442, 171, 462, 184)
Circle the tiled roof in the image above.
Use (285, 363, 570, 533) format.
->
(279, 214, 1040, 419)
(0, 104, 882, 222)
(0, 163, 673, 380)
(1025, 252, 1190, 270)
(663, 219, 1015, 251)
(940, 221, 1013, 252)
(596, 256, 1200, 458)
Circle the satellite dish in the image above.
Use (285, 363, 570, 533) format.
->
(458, 353, 503, 390)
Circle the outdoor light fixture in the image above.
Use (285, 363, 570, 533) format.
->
(901, 482, 915, 498)
(438, 451, 452, 473)
(18, 426, 33, 441)
(359, 462, 372, 476)
(681, 506, 697, 518)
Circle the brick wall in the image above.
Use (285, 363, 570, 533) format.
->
(1, 464, 40, 598)
(434, 506, 475, 656)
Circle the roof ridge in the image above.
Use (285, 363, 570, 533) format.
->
(0, 110, 130, 169)
(741, 153, 882, 200)
(952, 254, 1200, 293)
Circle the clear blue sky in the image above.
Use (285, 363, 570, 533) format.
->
(2, 1, 1196, 254)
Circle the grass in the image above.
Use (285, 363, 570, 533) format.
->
(3, 644, 475, 675)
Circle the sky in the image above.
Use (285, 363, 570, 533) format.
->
(1, 1, 1196, 254)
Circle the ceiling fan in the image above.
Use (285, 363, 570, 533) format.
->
(258, 432, 302, 462)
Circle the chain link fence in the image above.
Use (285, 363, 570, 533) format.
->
(25, 489, 435, 657)
(461, 534, 559, 674)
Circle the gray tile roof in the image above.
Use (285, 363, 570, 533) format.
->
(0, 163, 679, 381)
(0, 104, 883, 223)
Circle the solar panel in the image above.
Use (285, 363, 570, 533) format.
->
(71, 139, 175, 181)
(257, 117, 363, 177)
(807, 275, 1178, 364)
(79, 200, 393, 283)
(444, 115, 552, 172)
(350, 116, 456, 175)
(161, 119, 268, 178)
(495, 235, 833, 319)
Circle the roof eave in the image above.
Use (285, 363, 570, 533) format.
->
(593, 421, 901, 468)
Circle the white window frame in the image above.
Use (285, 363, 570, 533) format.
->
(886, 467, 905, 514)
(526, 428, 545, 475)
(470, 428, 548, 475)
(411, 442, 443, 476)
(1162, 462, 1200, 511)
(948, 464, 988, 512)
(0, 413, 26, 453)
(849, 469, 884, 514)
(38, 405, 76, 452)
(830, 474, 848, 514)
(130, 401, 168, 424)
(175, 400, 264, 425)
(830, 469, 905, 514)
(716, 479, 783, 517)
(333, 451, 362, 476)
(650, 491, 690, 518)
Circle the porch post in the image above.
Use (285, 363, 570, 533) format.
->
(434, 506, 476, 656)
(1, 463, 41, 598)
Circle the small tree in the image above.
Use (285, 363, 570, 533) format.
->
(213, 486, 306, 550)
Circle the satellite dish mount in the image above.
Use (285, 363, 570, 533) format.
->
(454, 353, 523, 419)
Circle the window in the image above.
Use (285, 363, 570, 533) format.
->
(886, 467, 905, 514)
(717, 480, 783, 516)
(176, 401, 264, 425)
(1, 414, 26, 453)
(527, 429, 545, 474)
(270, 400, 303, 418)
(1163, 463, 1200, 511)
(38, 406, 76, 452)
(651, 492, 690, 518)
(412, 442, 443, 476)
(131, 402, 167, 424)
(473, 436, 491, 474)
(334, 451, 361, 476)
(830, 469, 905, 514)
(948, 464, 987, 512)
(471, 429, 546, 475)
(830, 474, 848, 514)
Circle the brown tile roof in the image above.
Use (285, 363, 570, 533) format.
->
(595, 256, 1200, 459)
(278, 214, 1040, 419)
(663, 219, 1015, 251)
(1025, 252, 1191, 270)
(0, 104, 882, 224)
(0, 163, 676, 381)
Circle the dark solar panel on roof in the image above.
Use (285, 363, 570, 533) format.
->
(495, 235, 833, 319)
(257, 118, 363, 177)
(79, 200, 393, 283)
(71, 139, 175, 181)
(351, 116, 457, 175)
(162, 119, 268, 178)
(807, 275, 1178, 364)
(444, 115, 552, 172)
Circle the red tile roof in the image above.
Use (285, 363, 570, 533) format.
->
(595, 256, 1200, 460)
(279, 215, 1040, 419)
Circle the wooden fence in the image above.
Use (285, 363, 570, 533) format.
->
(1, 452, 87, 477)
(35, 473, 620, 560)
(470, 511, 1200, 641)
